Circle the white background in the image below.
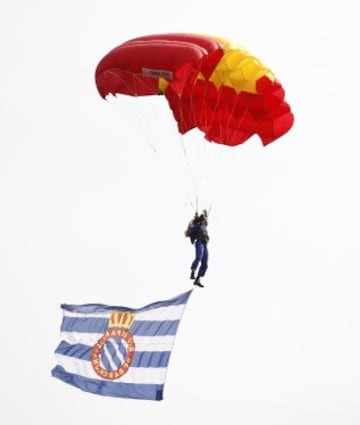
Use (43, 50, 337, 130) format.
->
(1, 1, 359, 424)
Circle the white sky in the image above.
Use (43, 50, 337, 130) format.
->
(1, 1, 360, 424)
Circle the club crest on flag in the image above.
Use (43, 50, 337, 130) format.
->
(91, 311, 136, 380)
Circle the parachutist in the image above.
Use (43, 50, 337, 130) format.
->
(185, 211, 209, 288)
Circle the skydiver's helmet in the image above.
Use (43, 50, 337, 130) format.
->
(199, 213, 208, 225)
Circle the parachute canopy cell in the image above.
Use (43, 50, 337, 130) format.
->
(95, 33, 294, 146)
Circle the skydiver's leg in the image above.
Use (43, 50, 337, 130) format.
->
(191, 240, 204, 272)
(198, 245, 208, 277)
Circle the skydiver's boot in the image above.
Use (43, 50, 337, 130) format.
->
(190, 269, 196, 280)
(194, 276, 204, 288)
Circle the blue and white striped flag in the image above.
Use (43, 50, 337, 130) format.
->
(51, 290, 192, 401)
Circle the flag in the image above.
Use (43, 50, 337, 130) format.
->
(51, 290, 192, 401)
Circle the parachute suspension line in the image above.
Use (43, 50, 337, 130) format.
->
(200, 77, 226, 143)
(179, 84, 203, 212)
(192, 131, 214, 213)
(202, 141, 219, 216)
(192, 81, 226, 215)
(170, 81, 220, 215)
(169, 81, 232, 216)
(200, 80, 226, 210)
(122, 72, 160, 153)
(177, 131, 200, 212)
(135, 98, 158, 153)
(202, 131, 230, 217)
(228, 101, 252, 146)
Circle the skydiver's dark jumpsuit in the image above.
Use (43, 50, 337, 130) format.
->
(189, 221, 209, 279)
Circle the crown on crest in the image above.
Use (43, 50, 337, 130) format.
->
(109, 311, 135, 329)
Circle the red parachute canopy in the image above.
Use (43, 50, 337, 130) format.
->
(95, 33, 294, 146)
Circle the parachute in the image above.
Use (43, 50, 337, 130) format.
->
(95, 33, 294, 146)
